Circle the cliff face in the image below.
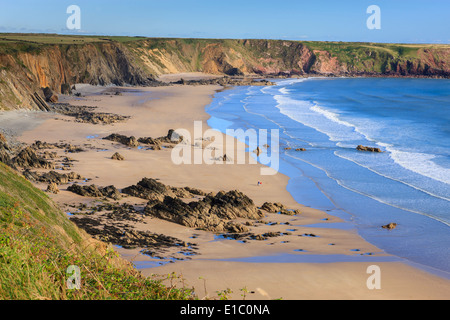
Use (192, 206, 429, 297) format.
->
(0, 36, 449, 111)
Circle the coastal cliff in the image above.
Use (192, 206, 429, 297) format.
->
(0, 34, 449, 110)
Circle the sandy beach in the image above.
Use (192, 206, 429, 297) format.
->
(9, 78, 450, 300)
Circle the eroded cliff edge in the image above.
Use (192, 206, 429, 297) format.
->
(0, 35, 449, 110)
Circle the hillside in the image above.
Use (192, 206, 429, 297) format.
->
(0, 33, 449, 110)
(0, 162, 194, 300)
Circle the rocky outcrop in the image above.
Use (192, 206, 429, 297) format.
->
(48, 103, 129, 125)
(144, 190, 263, 233)
(13, 146, 54, 169)
(67, 183, 121, 200)
(46, 182, 59, 194)
(382, 223, 397, 230)
(111, 152, 125, 161)
(357, 145, 382, 153)
(23, 169, 85, 185)
(174, 76, 275, 87)
(1, 37, 448, 111)
(70, 215, 193, 253)
(261, 202, 301, 215)
(103, 134, 139, 148)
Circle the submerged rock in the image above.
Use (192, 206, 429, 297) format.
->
(46, 182, 59, 194)
(357, 145, 382, 153)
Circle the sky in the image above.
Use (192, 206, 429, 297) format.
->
(0, 0, 449, 43)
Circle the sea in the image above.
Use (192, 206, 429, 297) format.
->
(205, 77, 450, 276)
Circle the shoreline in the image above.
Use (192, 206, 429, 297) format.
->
(4, 78, 450, 299)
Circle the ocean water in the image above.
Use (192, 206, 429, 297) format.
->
(205, 77, 450, 275)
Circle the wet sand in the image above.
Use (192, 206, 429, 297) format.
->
(11, 81, 450, 300)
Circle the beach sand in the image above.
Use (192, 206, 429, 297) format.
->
(12, 79, 450, 300)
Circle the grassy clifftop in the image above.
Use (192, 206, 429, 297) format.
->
(0, 33, 449, 111)
(0, 162, 194, 300)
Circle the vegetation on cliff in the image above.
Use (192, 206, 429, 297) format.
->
(0, 162, 195, 300)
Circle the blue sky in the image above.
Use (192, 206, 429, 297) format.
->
(0, 0, 449, 43)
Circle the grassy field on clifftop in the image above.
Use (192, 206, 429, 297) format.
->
(0, 162, 195, 300)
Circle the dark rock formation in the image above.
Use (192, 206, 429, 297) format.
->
(144, 190, 263, 233)
(111, 152, 125, 161)
(382, 223, 397, 230)
(261, 202, 301, 215)
(137, 137, 162, 150)
(122, 178, 173, 201)
(174, 76, 275, 87)
(22, 169, 84, 185)
(46, 182, 59, 194)
(13, 146, 54, 169)
(42, 87, 58, 103)
(69, 216, 191, 252)
(67, 183, 121, 200)
(48, 103, 129, 125)
(357, 145, 382, 153)
(103, 133, 139, 147)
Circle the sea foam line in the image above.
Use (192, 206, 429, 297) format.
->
(285, 152, 450, 227)
(335, 151, 450, 202)
(275, 88, 450, 186)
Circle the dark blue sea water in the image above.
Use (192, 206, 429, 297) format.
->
(205, 77, 450, 275)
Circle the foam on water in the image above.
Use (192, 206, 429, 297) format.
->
(205, 77, 450, 273)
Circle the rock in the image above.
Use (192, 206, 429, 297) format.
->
(67, 184, 121, 200)
(67, 184, 104, 198)
(64, 144, 84, 153)
(382, 223, 397, 230)
(0, 133, 7, 144)
(69, 216, 190, 253)
(31, 140, 57, 150)
(0, 137, 14, 168)
(166, 129, 183, 143)
(144, 189, 263, 233)
(31, 92, 50, 111)
(138, 137, 162, 150)
(100, 185, 122, 200)
(261, 202, 285, 213)
(111, 152, 125, 161)
(122, 178, 172, 200)
(103, 134, 139, 147)
(48, 103, 129, 125)
(183, 186, 208, 196)
(13, 146, 54, 169)
(260, 202, 299, 215)
(42, 87, 58, 103)
(46, 182, 59, 194)
(61, 83, 72, 95)
(23, 170, 72, 185)
(357, 145, 382, 153)
(0, 149, 13, 167)
(295, 148, 306, 151)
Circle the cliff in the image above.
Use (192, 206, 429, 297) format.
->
(0, 34, 449, 110)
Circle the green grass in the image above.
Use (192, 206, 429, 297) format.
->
(0, 162, 197, 300)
